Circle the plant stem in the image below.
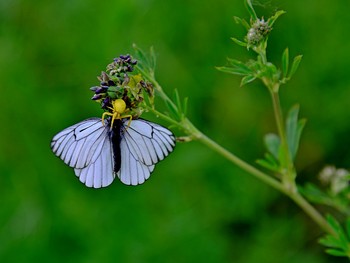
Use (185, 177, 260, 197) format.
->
(270, 89, 296, 187)
(196, 128, 286, 193)
(288, 191, 336, 236)
(189, 118, 336, 236)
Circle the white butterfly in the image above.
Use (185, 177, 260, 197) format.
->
(51, 118, 176, 188)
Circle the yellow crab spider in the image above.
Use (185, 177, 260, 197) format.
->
(102, 99, 132, 128)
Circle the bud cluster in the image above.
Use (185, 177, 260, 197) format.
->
(246, 18, 271, 46)
(90, 54, 154, 117)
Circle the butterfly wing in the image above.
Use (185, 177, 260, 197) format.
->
(118, 119, 176, 185)
(51, 118, 115, 188)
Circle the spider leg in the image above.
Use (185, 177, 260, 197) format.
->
(123, 115, 133, 130)
(101, 112, 113, 126)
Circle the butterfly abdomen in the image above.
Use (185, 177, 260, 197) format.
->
(110, 119, 122, 174)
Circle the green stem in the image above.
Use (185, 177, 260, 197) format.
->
(193, 120, 335, 236)
(288, 191, 336, 236)
(198, 130, 286, 193)
(270, 89, 296, 187)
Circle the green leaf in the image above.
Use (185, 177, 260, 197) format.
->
(216, 66, 242, 75)
(288, 55, 303, 79)
(281, 47, 289, 78)
(325, 249, 347, 257)
(132, 44, 156, 77)
(233, 17, 250, 30)
(286, 105, 306, 160)
(164, 99, 179, 120)
(173, 89, 182, 115)
(182, 97, 188, 118)
(256, 154, 280, 172)
(326, 215, 349, 248)
(346, 218, 350, 240)
(149, 46, 157, 72)
(231, 37, 247, 47)
(268, 10, 286, 27)
(216, 66, 250, 76)
(227, 58, 253, 74)
(240, 75, 256, 86)
(264, 133, 280, 159)
(244, 0, 257, 20)
(300, 183, 332, 205)
(327, 214, 343, 234)
(319, 235, 342, 248)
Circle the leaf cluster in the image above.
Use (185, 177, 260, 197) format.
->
(257, 105, 306, 174)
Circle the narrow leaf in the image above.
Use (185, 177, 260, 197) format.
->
(244, 0, 257, 20)
(281, 48, 289, 78)
(240, 75, 256, 86)
(216, 66, 249, 76)
(325, 249, 347, 257)
(319, 235, 342, 248)
(182, 97, 188, 118)
(149, 46, 157, 72)
(327, 215, 342, 232)
(264, 133, 280, 159)
(286, 105, 304, 159)
(300, 183, 331, 205)
(164, 99, 179, 119)
(346, 218, 350, 240)
(268, 10, 286, 27)
(233, 17, 250, 30)
(173, 89, 182, 115)
(256, 158, 280, 173)
(231, 37, 247, 47)
(288, 55, 303, 79)
(227, 58, 253, 74)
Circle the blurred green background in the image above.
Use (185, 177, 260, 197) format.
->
(1, 0, 350, 262)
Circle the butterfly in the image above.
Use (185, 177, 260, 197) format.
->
(51, 116, 176, 188)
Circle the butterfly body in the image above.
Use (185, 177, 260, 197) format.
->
(51, 117, 175, 188)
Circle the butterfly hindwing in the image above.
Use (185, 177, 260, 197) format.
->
(117, 119, 176, 185)
(51, 118, 116, 188)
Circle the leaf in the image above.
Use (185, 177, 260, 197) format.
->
(182, 97, 188, 118)
(244, 0, 257, 20)
(240, 75, 256, 86)
(299, 183, 332, 205)
(326, 215, 349, 248)
(233, 17, 250, 30)
(256, 155, 280, 173)
(325, 249, 348, 257)
(286, 105, 306, 160)
(288, 55, 303, 79)
(264, 133, 280, 159)
(173, 89, 182, 115)
(164, 99, 179, 120)
(346, 218, 350, 240)
(256, 159, 276, 172)
(227, 58, 253, 74)
(268, 10, 286, 27)
(281, 48, 289, 78)
(231, 37, 247, 47)
(132, 44, 156, 77)
(319, 235, 342, 248)
(216, 66, 250, 76)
